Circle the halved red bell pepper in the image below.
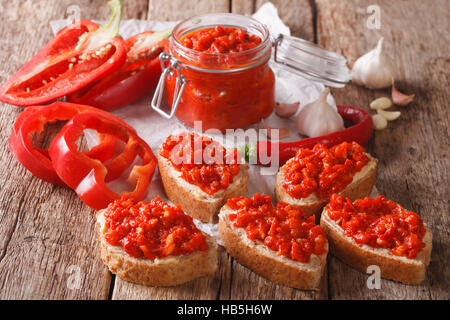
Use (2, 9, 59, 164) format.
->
(49, 112, 157, 210)
(250, 105, 374, 166)
(67, 29, 171, 110)
(0, 0, 126, 107)
(10, 101, 136, 186)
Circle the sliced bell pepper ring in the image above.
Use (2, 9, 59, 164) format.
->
(0, 0, 126, 107)
(250, 105, 374, 166)
(10, 101, 136, 186)
(67, 29, 171, 110)
(49, 112, 157, 210)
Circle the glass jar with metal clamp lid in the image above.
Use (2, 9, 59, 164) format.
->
(151, 13, 351, 132)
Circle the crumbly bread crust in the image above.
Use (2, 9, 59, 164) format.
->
(157, 148, 249, 223)
(97, 210, 218, 287)
(218, 205, 328, 290)
(320, 208, 432, 285)
(275, 155, 378, 219)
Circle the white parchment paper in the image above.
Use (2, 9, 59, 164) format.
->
(50, 3, 372, 242)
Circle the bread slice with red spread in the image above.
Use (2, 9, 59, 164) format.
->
(275, 142, 377, 218)
(96, 197, 218, 286)
(158, 132, 249, 223)
(320, 194, 432, 284)
(218, 194, 328, 290)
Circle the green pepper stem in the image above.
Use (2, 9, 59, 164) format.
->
(99, 0, 122, 37)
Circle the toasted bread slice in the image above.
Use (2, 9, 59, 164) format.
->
(218, 205, 328, 290)
(158, 149, 249, 223)
(97, 210, 218, 287)
(320, 208, 432, 284)
(275, 155, 377, 218)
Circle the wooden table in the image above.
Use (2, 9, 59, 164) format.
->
(0, 0, 448, 300)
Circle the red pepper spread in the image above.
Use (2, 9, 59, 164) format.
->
(160, 132, 241, 195)
(283, 141, 370, 199)
(326, 194, 426, 259)
(180, 25, 262, 53)
(103, 197, 208, 260)
(227, 194, 328, 263)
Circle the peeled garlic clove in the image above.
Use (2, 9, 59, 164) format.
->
(275, 102, 300, 118)
(372, 114, 388, 130)
(392, 81, 415, 106)
(370, 97, 392, 110)
(352, 37, 395, 89)
(295, 88, 344, 138)
(377, 108, 401, 121)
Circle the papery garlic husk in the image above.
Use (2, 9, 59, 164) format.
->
(392, 80, 415, 106)
(295, 88, 344, 138)
(263, 123, 291, 140)
(352, 37, 395, 89)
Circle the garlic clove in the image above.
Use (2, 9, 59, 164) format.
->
(275, 102, 300, 118)
(295, 87, 345, 138)
(372, 114, 388, 130)
(370, 97, 392, 110)
(352, 37, 395, 89)
(377, 108, 401, 121)
(392, 80, 415, 106)
(263, 124, 291, 140)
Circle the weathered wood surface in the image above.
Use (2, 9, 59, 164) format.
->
(0, 0, 448, 300)
(316, 0, 450, 299)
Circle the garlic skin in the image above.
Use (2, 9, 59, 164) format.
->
(295, 88, 344, 138)
(352, 37, 395, 89)
(392, 80, 415, 106)
(263, 123, 291, 140)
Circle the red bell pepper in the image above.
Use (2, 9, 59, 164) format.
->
(251, 105, 374, 166)
(67, 29, 171, 110)
(10, 102, 136, 186)
(0, 0, 126, 107)
(49, 112, 157, 210)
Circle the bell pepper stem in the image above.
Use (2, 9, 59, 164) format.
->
(100, 0, 123, 38)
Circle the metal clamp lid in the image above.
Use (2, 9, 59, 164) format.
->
(151, 53, 186, 119)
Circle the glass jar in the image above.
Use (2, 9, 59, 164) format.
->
(154, 13, 275, 132)
(151, 13, 352, 131)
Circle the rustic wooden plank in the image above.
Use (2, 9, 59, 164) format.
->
(232, 0, 314, 41)
(0, 0, 148, 299)
(147, 0, 229, 21)
(110, 0, 231, 300)
(316, 0, 449, 299)
(228, 0, 326, 300)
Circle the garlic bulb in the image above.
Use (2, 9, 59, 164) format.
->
(295, 88, 344, 137)
(352, 37, 395, 89)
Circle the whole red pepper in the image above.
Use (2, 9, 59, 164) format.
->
(49, 112, 157, 210)
(0, 0, 126, 107)
(9, 102, 136, 186)
(251, 105, 374, 166)
(68, 29, 171, 111)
